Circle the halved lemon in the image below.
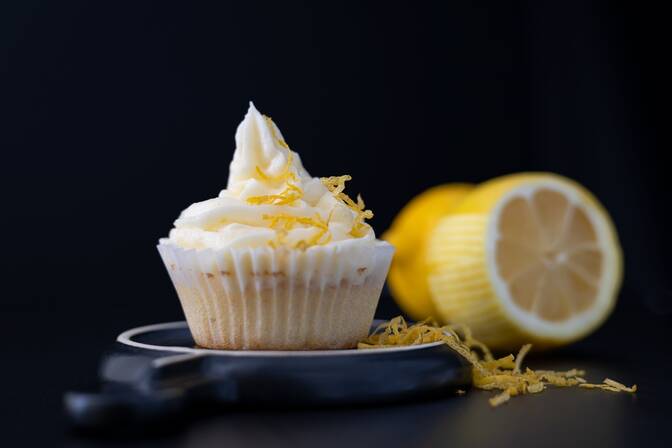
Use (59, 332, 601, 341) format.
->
(427, 173, 622, 350)
(383, 184, 473, 321)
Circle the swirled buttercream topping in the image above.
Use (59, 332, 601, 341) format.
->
(167, 102, 375, 250)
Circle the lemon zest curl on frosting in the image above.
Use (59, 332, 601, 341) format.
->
(247, 117, 303, 206)
(358, 316, 637, 407)
(247, 182, 303, 206)
(263, 213, 332, 250)
(321, 175, 351, 195)
(246, 115, 373, 247)
(254, 150, 299, 184)
(264, 115, 290, 150)
(321, 176, 374, 237)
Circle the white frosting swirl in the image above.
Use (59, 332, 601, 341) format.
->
(167, 102, 376, 250)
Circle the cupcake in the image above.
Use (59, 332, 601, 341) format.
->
(158, 103, 394, 350)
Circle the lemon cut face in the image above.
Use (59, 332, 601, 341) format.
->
(428, 174, 622, 349)
(489, 180, 622, 339)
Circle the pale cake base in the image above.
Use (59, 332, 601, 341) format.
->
(174, 279, 382, 349)
(158, 241, 394, 350)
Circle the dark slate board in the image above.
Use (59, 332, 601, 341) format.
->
(64, 320, 471, 429)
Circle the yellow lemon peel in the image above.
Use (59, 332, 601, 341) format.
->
(579, 378, 637, 393)
(321, 176, 374, 237)
(264, 115, 290, 149)
(248, 116, 303, 206)
(247, 182, 303, 206)
(246, 116, 374, 248)
(262, 213, 333, 250)
(254, 149, 299, 184)
(358, 317, 637, 407)
(321, 175, 351, 195)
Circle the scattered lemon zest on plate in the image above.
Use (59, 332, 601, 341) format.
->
(579, 378, 637, 393)
(358, 316, 637, 407)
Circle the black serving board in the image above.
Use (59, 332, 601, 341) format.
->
(64, 320, 471, 429)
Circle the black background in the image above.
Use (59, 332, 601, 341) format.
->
(1, 1, 670, 447)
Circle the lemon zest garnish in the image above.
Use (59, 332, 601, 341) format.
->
(264, 115, 290, 149)
(262, 213, 332, 250)
(358, 317, 637, 407)
(247, 116, 374, 247)
(247, 182, 303, 206)
(489, 390, 512, 407)
(579, 378, 637, 393)
(321, 176, 373, 237)
(249, 115, 302, 206)
(513, 344, 531, 374)
(321, 175, 351, 195)
(254, 150, 299, 184)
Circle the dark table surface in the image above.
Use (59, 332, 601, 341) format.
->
(3, 293, 671, 448)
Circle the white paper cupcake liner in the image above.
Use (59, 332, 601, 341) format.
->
(157, 240, 394, 350)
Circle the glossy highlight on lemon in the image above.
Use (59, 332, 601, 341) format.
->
(427, 173, 623, 350)
(383, 184, 473, 321)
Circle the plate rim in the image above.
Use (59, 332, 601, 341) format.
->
(116, 321, 445, 357)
